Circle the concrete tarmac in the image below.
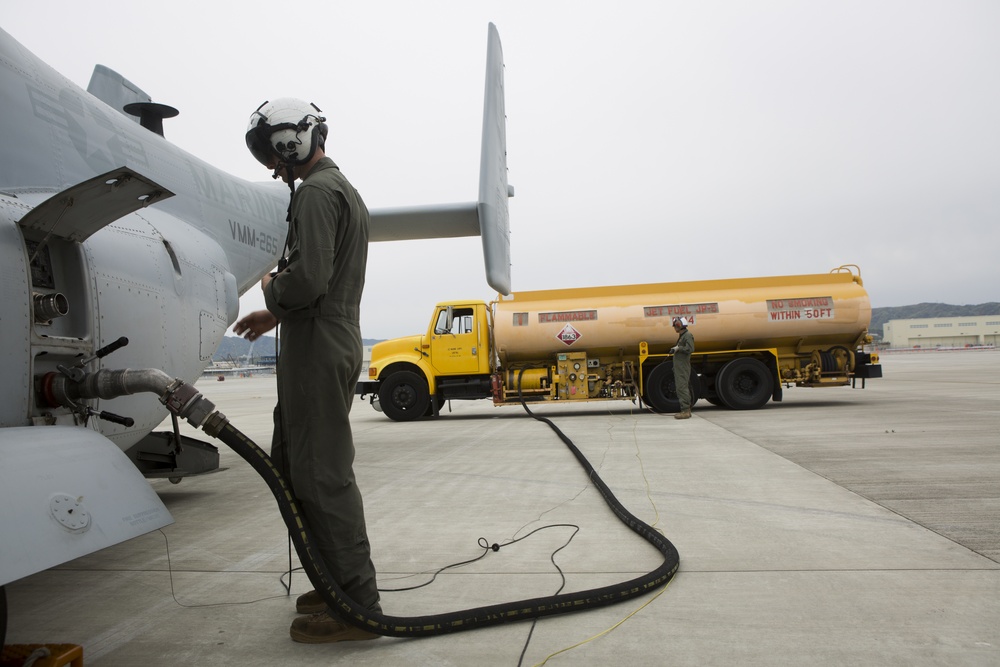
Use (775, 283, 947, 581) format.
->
(5, 350, 999, 666)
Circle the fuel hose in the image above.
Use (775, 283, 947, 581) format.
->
(46, 368, 679, 637)
(212, 416, 678, 636)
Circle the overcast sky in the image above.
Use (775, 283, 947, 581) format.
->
(6, 1, 999, 339)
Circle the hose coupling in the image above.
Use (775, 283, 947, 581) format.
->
(161, 379, 217, 428)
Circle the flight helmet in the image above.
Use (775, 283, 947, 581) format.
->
(672, 317, 689, 328)
(245, 98, 328, 167)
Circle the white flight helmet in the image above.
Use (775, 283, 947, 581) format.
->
(672, 317, 689, 327)
(245, 98, 328, 167)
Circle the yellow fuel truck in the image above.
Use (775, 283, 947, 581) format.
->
(358, 265, 882, 421)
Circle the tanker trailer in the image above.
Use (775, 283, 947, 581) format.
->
(358, 265, 881, 421)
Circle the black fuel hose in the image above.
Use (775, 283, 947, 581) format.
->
(211, 412, 678, 637)
(44, 367, 678, 637)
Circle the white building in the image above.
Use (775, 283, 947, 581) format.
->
(883, 316, 1000, 349)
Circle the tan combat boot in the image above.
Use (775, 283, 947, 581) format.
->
(290, 611, 381, 643)
(674, 409, 691, 420)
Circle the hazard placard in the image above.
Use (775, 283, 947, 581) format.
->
(557, 324, 582, 346)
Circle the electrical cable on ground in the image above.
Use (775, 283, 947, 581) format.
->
(515, 525, 578, 667)
(158, 529, 292, 609)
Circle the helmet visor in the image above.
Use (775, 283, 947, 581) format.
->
(246, 119, 279, 167)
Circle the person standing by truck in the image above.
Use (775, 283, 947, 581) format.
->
(236, 98, 381, 643)
(671, 317, 695, 419)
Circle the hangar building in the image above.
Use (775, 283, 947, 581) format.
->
(883, 316, 1000, 349)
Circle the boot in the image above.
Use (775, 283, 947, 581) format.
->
(290, 611, 381, 643)
(296, 589, 326, 614)
(674, 409, 691, 420)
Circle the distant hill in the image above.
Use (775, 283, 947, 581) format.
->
(871, 303, 1000, 336)
(214, 335, 384, 362)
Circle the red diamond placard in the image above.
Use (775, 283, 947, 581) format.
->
(557, 324, 582, 346)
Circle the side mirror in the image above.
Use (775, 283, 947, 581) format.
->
(434, 306, 455, 335)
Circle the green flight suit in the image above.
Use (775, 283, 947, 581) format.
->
(262, 157, 379, 612)
(673, 327, 695, 411)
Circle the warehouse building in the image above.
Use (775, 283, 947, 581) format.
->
(883, 316, 1000, 349)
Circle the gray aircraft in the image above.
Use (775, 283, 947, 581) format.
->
(0, 22, 510, 632)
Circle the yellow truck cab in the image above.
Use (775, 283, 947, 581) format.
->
(358, 301, 494, 420)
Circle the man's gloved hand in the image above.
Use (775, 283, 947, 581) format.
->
(670, 346, 677, 354)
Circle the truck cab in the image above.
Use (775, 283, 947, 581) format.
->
(359, 301, 494, 421)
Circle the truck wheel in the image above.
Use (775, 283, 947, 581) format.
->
(645, 363, 700, 413)
(715, 358, 771, 410)
(378, 371, 430, 421)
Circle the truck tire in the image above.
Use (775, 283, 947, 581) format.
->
(378, 371, 430, 421)
(645, 362, 700, 413)
(715, 358, 771, 410)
